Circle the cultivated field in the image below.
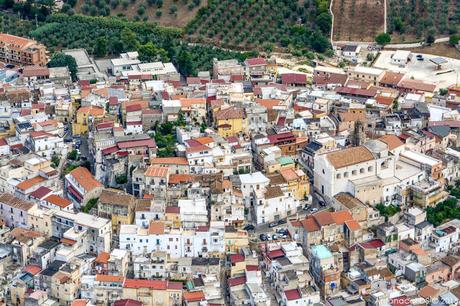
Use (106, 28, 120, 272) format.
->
(332, 0, 385, 42)
(74, 0, 207, 27)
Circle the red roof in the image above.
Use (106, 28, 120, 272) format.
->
(285, 289, 302, 301)
(123, 279, 167, 290)
(267, 132, 295, 144)
(117, 139, 156, 149)
(281, 73, 307, 85)
(230, 254, 245, 264)
(245, 57, 267, 66)
(24, 264, 42, 275)
(29, 186, 52, 200)
(108, 96, 119, 105)
(97, 121, 114, 130)
(246, 265, 260, 271)
(165, 206, 180, 214)
(126, 104, 142, 112)
(102, 146, 119, 155)
(267, 249, 285, 259)
(359, 239, 385, 249)
(113, 300, 142, 306)
(336, 86, 377, 97)
(228, 275, 246, 287)
(183, 291, 205, 302)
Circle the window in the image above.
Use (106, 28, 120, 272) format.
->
(322, 169, 325, 174)
(352, 170, 357, 175)
(368, 166, 373, 171)
(360, 168, 364, 174)
(344, 172, 349, 178)
(336, 173, 341, 179)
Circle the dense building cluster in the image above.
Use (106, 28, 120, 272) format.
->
(0, 33, 460, 306)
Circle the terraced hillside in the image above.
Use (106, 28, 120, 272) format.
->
(185, 0, 332, 53)
(332, 0, 385, 42)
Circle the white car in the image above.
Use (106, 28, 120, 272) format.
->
(311, 208, 318, 213)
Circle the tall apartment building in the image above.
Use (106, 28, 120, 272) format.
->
(0, 33, 47, 66)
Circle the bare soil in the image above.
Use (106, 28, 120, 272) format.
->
(332, 0, 385, 42)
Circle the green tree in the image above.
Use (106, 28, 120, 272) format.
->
(316, 12, 332, 34)
(120, 27, 139, 51)
(94, 37, 107, 57)
(138, 42, 169, 62)
(67, 149, 78, 160)
(115, 174, 128, 184)
(426, 28, 436, 45)
(449, 34, 459, 47)
(375, 32, 391, 45)
(48, 52, 78, 81)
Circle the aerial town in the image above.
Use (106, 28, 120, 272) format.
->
(0, 0, 459, 306)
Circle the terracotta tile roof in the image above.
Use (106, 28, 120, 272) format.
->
(99, 189, 135, 207)
(180, 98, 206, 107)
(95, 251, 110, 264)
(279, 168, 299, 182)
(255, 98, 282, 110)
(151, 157, 188, 165)
(380, 71, 405, 86)
(418, 285, 439, 299)
(338, 111, 366, 122)
(313, 211, 335, 226)
(0, 33, 37, 48)
(168, 174, 193, 184)
(184, 291, 205, 302)
(345, 220, 361, 231)
(24, 264, 42, 275)
(398, 79, 436, 92)
(22, 66, 49, 77)
(378, 134, 404, 150)
(0, 193, 35, 211)
(265, 186, 284, 199)
(16, 176, 46, 191)
(326, 146, 374, 169)
(77, 106, 105, 116)
(96, 274, 125, 283)
(61, 238, 77, 245)
(44, 195, 72, 209)
(215, 107, 245, 120)
(125, 103, 142, 112)
(68, 167, 102, 192)
(195, 136, 214, 145)
(375, 95, 394, 106)
(185, 144, 210, 154)
(144, 166, 169, 177)
(71, 300, 89, 306)
(123, 279, 167, 289)
(301, 216, 320, 232)
(331, 210, 353, 225)
(148, 220, 165, 235)
(245, 57, 267, 66)
(281, 73, 307, 85)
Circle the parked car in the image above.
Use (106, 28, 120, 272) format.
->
(272, 234, 278, 240)
(268, 222, 278, 228)
(303, 205, 310, 211)
(319, 201, 326, 207)
(259, 234, 268, 241)
(243, 224, 255, 231)
(416, 54, 424, 61)
(311, 207, 318, 213)
(277, 219, 287, 225)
